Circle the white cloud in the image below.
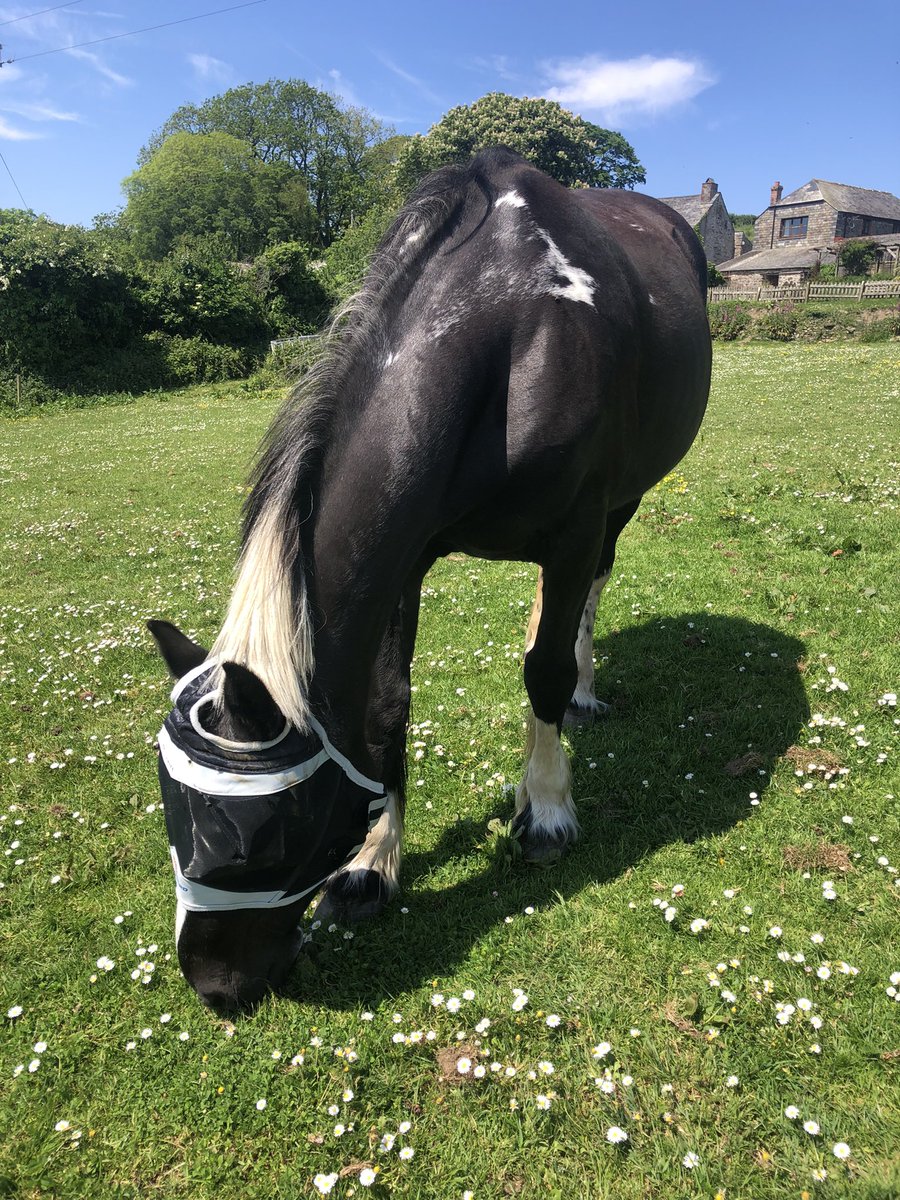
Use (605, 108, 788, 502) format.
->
(327, 68, 361, 108)
(373, 51, 443, 106)
(0, 115, 42, 140)
(542, 53, 716, 121)
(469, 54, 520, 82)
(188, 53, 231, 84)
(65, 46, 132, 87)
(0, 99, 79, 122)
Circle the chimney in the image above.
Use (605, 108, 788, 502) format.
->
(700, 178, 717, 203)
(734, 231, 751, 258)
(770, 180, 783, 206)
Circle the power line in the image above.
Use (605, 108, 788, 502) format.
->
(4, 0, 267, 63)
(0, 2, 83, 27)
(0, 144, 28, 208)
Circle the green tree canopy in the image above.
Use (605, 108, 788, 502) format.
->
(393, 93, 645, 195)
(141, 80, 394, 246)
(0, 211, 141, 382)
(122, 131, 314, 261)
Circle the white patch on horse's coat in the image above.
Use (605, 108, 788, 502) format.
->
(383, 351, 396, 367)
(648, 294, 657, 305)
(515, 717, 579, 841)
(495, 190, 527, 209)
(400, 230, 423, 254)
(534, 226, 596, 307)
(629, 223, 645, 231)
(335, 790, 402, 893)
(175, 899, 187, 948)
(572, 572, 610, 710)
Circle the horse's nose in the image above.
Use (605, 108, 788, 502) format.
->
(195, 977, 270, 1014)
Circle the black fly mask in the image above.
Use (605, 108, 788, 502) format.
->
(158, 664, 386, 912)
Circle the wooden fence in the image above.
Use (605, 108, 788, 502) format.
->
(709, 280, 900, 304)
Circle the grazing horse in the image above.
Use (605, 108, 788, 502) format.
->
(149, 147, 711, 1010)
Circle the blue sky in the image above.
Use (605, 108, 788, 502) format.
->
(0, 0, 898, 226)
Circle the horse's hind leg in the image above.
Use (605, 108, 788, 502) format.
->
(566, 497, 640, 725)
(514, 548, 603, 864)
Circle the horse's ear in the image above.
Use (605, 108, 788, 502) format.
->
(220, 662, 284, 741)
(147, 620, 209, 679)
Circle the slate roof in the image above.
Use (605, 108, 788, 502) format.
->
(717, 245, 836, 273)
(773, 180, 900, 221)
(658, 192, 718, 226)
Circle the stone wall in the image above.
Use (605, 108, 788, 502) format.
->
(753, 202, 836, 250)
(836, 213, 900, 238)
(698, 195, 735, 263)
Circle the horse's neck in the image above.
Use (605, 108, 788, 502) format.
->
(305, 406, 434, 754)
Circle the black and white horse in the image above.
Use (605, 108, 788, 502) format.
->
(149, 147, 711, 1010)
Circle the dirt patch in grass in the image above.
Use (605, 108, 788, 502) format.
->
(784, 745, 844, 778)
(435, 1042, 481, 1087)
(723, 751, 767, 776)
(782, 842, 852, 873)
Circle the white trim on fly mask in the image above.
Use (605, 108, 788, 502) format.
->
(158, 725, 332, 797)
(170, 847, 353, 912)
(165, 658, 385, 794)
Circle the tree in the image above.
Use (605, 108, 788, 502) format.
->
(138, 236, 269, 346)
(122, 131, 315, 261)
(393, 93, 645, 196)
(141, 80, 394, 246)
(0, 211, 142, 383)
(837, 239, 878, 278)
(253, 241, 332, 335)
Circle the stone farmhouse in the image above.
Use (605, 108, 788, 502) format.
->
(658, 179, 735, 264)
(717, 179, 900, 286)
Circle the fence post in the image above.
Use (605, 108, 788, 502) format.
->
(858, 282, 865, 299)
(804, 281, 811, 301)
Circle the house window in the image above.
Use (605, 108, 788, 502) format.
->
(780, 216, 808, 240)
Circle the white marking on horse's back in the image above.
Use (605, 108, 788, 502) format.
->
(535, 226, 596, 307)
(400, 230, 423, 254)
(495, 190, 527, 209)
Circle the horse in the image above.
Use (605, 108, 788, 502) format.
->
(148, 146, 711, 1011)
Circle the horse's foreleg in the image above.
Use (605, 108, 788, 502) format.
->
(514, 553, 602, 864)
(315, 583, 421, 924)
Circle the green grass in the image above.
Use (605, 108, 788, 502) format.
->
(1, 344, 899, 1200)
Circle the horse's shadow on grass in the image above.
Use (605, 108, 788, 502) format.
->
(287, 612, 810, 1009)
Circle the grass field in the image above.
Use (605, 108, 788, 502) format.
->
(1, 343, 899, 1200)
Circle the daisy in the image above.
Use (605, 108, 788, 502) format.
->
(535, 1094, 551, 1110)
(592, 1041, 612, 1059)
(690, 918, 709, 934)
(399, 1147, 415, 1162)
(537, 1061, 554, 1075)
(255, 1099, 267, 1111)
(803, 1120, 820, 1136)
(606, 1126, 628, 1144)
(832, 1142, 851, 1160)
(313, 1173, 338, 1195)
(784, 1105, 800, 1120)
(359, 1167, 377, 1187)
(682, 1152, 700, 1169)
(456, 1057, 471, 1074)
(545, 1014, 561, 1028)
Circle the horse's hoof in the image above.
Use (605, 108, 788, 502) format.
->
(512, 806, 574, 866)
(563, 697, 609, 727)
(314, 869, 392, 926)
